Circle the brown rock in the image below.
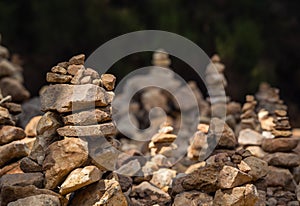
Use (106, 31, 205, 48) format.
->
(261, 138, 299, 152)
(43, 138, 88, 189)
(62, 108, 111, 126)
(264, 152, 300, 167)
(101, 74, 116, 91)
(0, 173, 44, 189)
(1, 102, 22, 115)
(40, 84, 112, 113)
(245, 146, 267, 158)
(69, 54, 85, 65)
(0, 185, 66, 206)
(182, 164, 222, 192)
(46, 72, 72, 83)
(0, 141, 30, 167)
(67, 64, 84, 75)
(237, 160, 251, 173)
(20, 157, 42, 173)
(116, 159, 141, 176)
(84, 68, 99, 79)
(70, 68, 85, 84)
(51, 66, 67, 74)
(243, 156, 268, 181)
(24, 116, 42, 137)
(80, 75, 92, 84)
(57, 122, 116, 137)
(0, 162, 22, 177)
(218, 165, 252, 189)
(185, 161, 206, 174)
(210, 118, 237, 149)
(0, 106, 14, 125)
(57, 62, 69, 68)
(0, 77, 30, 102)
(265, 166, 296, 191)
(130, 181, 171, 205)
(151, 133, 177, 144)
(69, 179, 128, 206)
(173, 191, 213, 206)
(0, 126, 26, 145)
(214, 184, 259, 206)
(7, 194, 61, 206)
(271, 129, 292, 137)
(59, 166, 102, 195)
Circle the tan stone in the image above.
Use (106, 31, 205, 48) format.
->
(0, 125, 26, 145)
(101, 74, 116, 90)
(25, 116, 42, 137)
(218, 165, 252, 189)
(46, 72, 72, 83)
(51, 66, 67, 74)
(69, 54, 85, 65)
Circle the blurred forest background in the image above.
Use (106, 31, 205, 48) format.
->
(0, 0, 300, 125)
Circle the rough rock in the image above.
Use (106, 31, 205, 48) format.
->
(62, 108, 111, 126)
(43, 138, 88, 189)
(181, 164, 222, 192)
(20, 157, 42, 173)
(264, 152, 300, 167)
(243, 156, 268, 181)
(69, 54, 85, 65)
(0, 173, 44, 189)
(101, 74, 116, 91)
(214, 184, 259, 206)
(130, 181, 171, 205)
(245, 146, 267, 158)
(218, 165, 252, 189)
(173, 191, 213, 206)
(40, 84, 112, 113)
(116, 159, 141, 176)
(46, 72, 72, 83)
(261, 138, 299, 153)
(0, 125, 26, 145)
(51, 66, 67, 74)
(150, 168, 176, 191)
(238, 129, 264, 146)
(67, 64, 84, 75)
(0, 106, 14, 125)
(69, 179, 128, 206)
(24, 116, 42, 137)
(0, 185, 66, 206)
(56, 122, 116, 137)
(0, 141, 30, 167)
(265, 166, 296, 191)
(7, 194, 61, 206)
(59, 165, 102, 195)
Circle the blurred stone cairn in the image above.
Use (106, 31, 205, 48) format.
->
(0, 50, 300, 205)
(0, 34, 30, 103)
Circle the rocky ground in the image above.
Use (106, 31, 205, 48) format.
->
(0, 44, 300, 206)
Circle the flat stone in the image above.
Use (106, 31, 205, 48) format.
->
(1, 102, 22, 114)
(62, 108, 111, 126)
(80, 75, 92, 84)
(46, 72, 72, 83)
(245, 146, 267, 158)
(243, 156, 268, 181)
(265, 166, 296, 191)
(0, 77, 30, 102)
(51, 66, 67, 74)
(0, 125, 26, 145)
(40, 84, 112, 113)
(214, 184, 259, 206)
(261, 137, 299, 152)
(151, 133, 177, 144)
(238, 129, 264, 146)
(0, 59, 16, 77)
(271, 129, 292, 137)
(7, 194, 61, 206)
(0, 141, 30, 167)
(43, 138, 88, 189)
(173, 191, 213, 206)
(210, 118, 237, 149)
(0, 185, 66, 206)
(275, 109, 287, 117)
(25, 116, 42, 137)
(264, 152, 300, 167)
(150, 168, 176, 191)
(182, 164, 222, 192)
(0, 162, 22, 177)
(101, 74, 116, 90)
(185, 161, 206, 174)
(0, 173, 44, 189)
(130, 181, 171, 205)
(57, 61, 69, 68)
(57, 122, 116, 137)
(59, 165, 102, 195)
(69, 54, 85, 65)
(218, 165, 252, 189)
(69, 179, 128, 206)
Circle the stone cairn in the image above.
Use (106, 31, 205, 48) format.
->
(0, 54, 130, 206)
(0, 89, 35, 177)
(0, 34, 30, 102)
